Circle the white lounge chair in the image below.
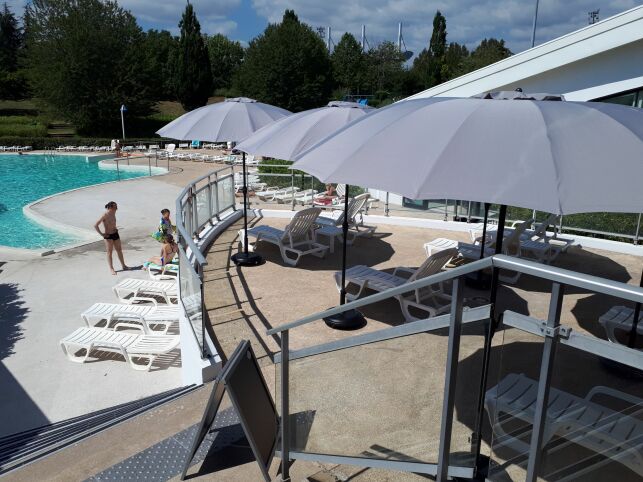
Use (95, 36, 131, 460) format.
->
(275, 188, 316, 204)
(240, 207, 328, 266)
(112, 278, 177, 305)
(485, 373, 643, 477)
(82, 301, 179, 334)
(294, 190, 320, 205)
(159, 144, 176, 158)
(256, 186, 300, 202)
(145, 261, 178, 280)
(60, 327, 179, 371)
(337, 248, 458, 322)
(316, 193, 376, 244)
(599, 305, 643, 344)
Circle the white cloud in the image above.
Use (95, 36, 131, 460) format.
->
(4, 0, 241, 36)
(250, 0, 641, 58)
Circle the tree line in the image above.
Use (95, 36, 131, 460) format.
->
(0, 1, 512, 135)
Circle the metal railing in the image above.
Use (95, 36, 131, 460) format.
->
(269, 255, 643, 481)
(175, 165, 236, 358)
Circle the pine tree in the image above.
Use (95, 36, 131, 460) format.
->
(173, 2, 212, 110)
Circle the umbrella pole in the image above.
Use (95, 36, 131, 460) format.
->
(324, 185, 366, 330)
(231, 152, 263, 267)
(471, 204, 507, 476)
(627, 270, 643, 348)
(479, 203, 490, 260)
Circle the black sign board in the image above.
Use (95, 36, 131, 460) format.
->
(180, 341, 278, 481)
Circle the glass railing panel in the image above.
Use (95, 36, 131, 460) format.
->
(538, 339, 643, 481)
(277, 328, 451, 465)
(217, 175, 235, 212)
(487, 325, 545, 481)
(178, 247, 204, 355)
(195, 186, 210, 231)
(209, 183, 219, 219)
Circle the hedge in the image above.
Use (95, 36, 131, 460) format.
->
(0, 136, 173, 149)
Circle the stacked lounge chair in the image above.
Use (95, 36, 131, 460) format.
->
(60, 276, 180, 371)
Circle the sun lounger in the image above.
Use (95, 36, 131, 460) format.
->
(424, 238, 460, 257)
(81, 302, 179, 334)
(337, 248, 458, 322)
(598, 305, 643, 344)
(145, 261, 178, 280)
(315, 193, 375, 244)
(275, 189, 316, 204)
(256, 186, 300, 202)
(294, 190, 320, 205)
(241, 207, 328, 266)
(60, 327, 179, 371)
(486, 373, 643, 477)
(113, 278, 177, 304)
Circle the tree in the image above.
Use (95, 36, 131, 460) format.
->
(411, 11, 447, 90)
(466, 38, 512, 71)
(441, 42, 469, 81)
(234, 10, 332, 111)
(0, 3, 27, 99)
(363, 41, 407, 98)
(172, 3, 212, 110)
(24, 0, 153, 133)
(141, 29, 176, 100)
(331, 32, 365, 95)
(205, 33, 244, 93)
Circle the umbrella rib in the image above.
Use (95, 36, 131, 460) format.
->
(534, 103, 563, 215)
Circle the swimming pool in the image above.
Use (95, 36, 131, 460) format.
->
(0, 154, 164, 250)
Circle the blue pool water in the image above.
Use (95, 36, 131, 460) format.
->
(0, 154, 161, 249)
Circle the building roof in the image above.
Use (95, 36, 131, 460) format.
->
(406, 5, 643, 101)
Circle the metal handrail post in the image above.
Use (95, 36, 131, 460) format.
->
(116, 158, 120, 181)
(467, 201, 472, 223)
(148, 156, 152, 176)
(444, 199, 448, 221)
(385, 192, 390, 216)
(291, 170, 295, 211)
(634, 213, 641, 245)
(214, 172, 220, 220)
(192, 187, 199, 239)
(207, 175, 214, 225)
(525, 282, 565, 482)
(280, 331, 290, 481)
(436, 278, 464, 481)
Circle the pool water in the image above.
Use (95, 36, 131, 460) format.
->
(0, 154, 162, 249)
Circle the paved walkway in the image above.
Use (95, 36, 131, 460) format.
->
(0, 158, 220, 436)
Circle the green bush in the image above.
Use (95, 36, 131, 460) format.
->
(0, 116, 40, 125)
(0, 124, 48, 137)
(0, 136, 173, 149)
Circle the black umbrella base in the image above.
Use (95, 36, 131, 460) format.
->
(231, 252, 264, 267)
(465, 271, 492, 291)
(324, 309, 367, 330)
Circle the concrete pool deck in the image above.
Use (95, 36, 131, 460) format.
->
(0, 158, 223, 436)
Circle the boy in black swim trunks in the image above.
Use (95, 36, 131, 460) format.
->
(94, 201, 130, 275)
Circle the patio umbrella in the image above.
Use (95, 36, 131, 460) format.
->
(292, 92, 643, 470)
(157, 97, 291, 267)
(236, 100, 374, 329)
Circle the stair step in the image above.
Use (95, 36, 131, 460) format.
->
(0, 384, 197, 475)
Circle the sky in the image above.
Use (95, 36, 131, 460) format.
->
(5, 0, 641, 58)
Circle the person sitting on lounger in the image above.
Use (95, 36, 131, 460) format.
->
(314, 183, 337, 206)
(145, 234, 178, 269)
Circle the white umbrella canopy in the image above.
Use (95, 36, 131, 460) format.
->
(156, 97, 292, 142)
(235, 101, 373, 159)
(292, 96, 643, 215)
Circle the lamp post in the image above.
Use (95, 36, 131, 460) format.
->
(120, 104, 127, 139)
(531, 0, 540, 47)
